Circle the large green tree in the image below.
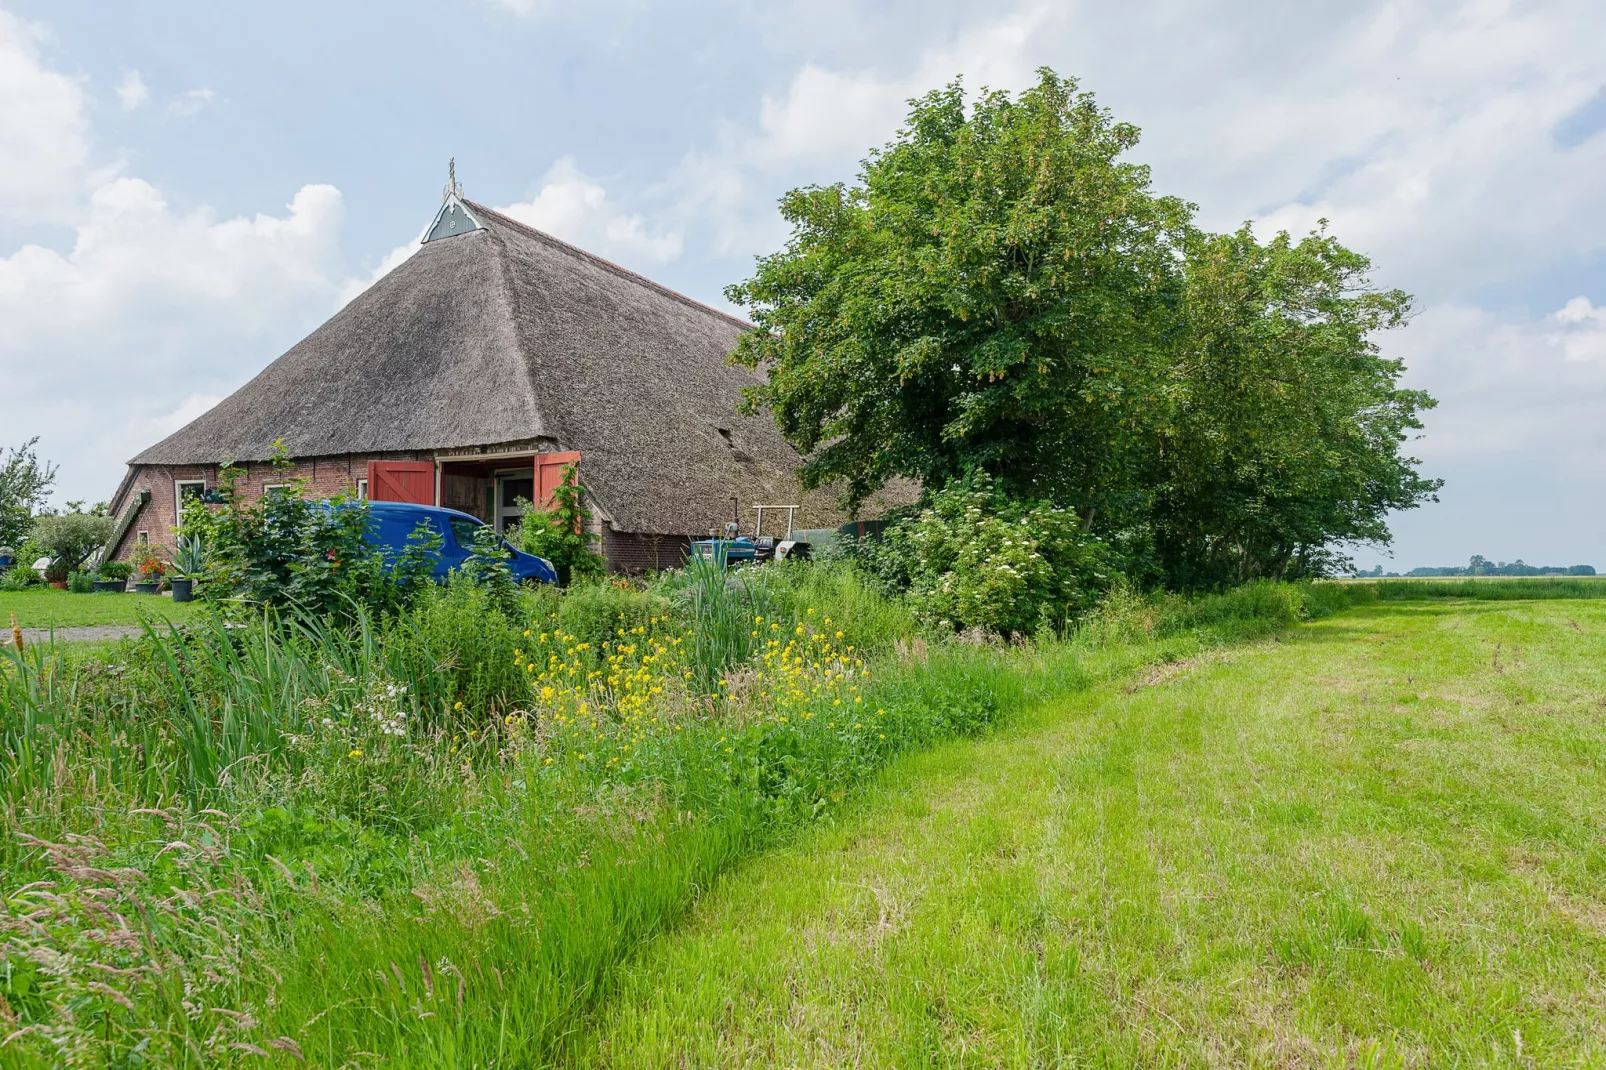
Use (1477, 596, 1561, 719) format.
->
(727, 69, 1191, 518)
(728, 68, 1439, 586)
(1152, 226, 1441, 585)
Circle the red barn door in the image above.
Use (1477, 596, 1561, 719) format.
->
(367, 461, 435, 504)
(535, 451, 581, 508)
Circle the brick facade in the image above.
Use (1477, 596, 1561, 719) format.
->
(110, 452, 695, 575)
(109, 453, 428, 562)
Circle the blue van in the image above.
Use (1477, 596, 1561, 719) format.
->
(365, 501, 558, 585)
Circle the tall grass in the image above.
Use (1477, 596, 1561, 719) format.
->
(0, 569, 1393, 1066)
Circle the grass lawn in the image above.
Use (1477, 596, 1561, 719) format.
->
(581, 598, 1606, 1067)
(0, 587, 206, 629)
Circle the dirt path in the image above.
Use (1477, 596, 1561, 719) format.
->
(17, 625, 144, 644)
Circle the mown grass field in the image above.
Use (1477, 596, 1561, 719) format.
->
(0, 587, 204, 628)
(583, 597, 1606, 1067)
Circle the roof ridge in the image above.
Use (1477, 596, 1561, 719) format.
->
(464, 200, 754, 331)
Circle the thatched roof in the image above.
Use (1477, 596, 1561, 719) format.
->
(129, 198, 908, 534)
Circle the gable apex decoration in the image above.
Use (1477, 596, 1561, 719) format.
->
(423, 158, 482, 243)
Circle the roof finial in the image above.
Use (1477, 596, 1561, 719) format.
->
(443, 157, 462, 203)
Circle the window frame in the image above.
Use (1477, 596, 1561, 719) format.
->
(174, 479, 206, 522)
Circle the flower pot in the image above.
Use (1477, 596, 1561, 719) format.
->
(49, 580, 68, 590)
(93, 579, 125, 593)
(133, 582, 159, 595)
(170, 577, 194, 602)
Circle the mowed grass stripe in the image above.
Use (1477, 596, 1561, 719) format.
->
(579, 599, 1606, 1067)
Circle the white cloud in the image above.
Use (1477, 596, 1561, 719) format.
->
(1550, 296, 1606, 364)
(0, 181, 353, 497)
(498, 157, 682, 264)
(0, 10, 95, 221)
(665, 4, 1048, 254)
(115, 69, 148, 111)
(168, 87, 219, 117)
(0, 12, 362, 504)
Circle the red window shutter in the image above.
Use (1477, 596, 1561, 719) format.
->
(367, 461, 435, 504)
(535, 451, 581, 509)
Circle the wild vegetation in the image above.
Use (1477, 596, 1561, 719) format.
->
(0, 549, 1364, 1066)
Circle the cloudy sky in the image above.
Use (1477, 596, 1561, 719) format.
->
(2, 0, 1603, 569)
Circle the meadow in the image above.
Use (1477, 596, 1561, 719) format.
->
(0, 588, 205, 630)
(585, 594, 1606, 1066)
(1, 572, 1602, 1066)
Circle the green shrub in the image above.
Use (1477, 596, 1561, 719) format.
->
(191, 455, 439, 620)
(860, 475, 1114, 637)
(97, 560, 133, 581)
(514, 463, 605, 586)
(65, 570, 94, 594)
(384, 574, 533, 717)
(762, 559, 918, 654)
(1, 563, 35, 591)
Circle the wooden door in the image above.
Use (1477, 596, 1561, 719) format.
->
(535, 452, 581, 508)
(367, 461, 435, 504)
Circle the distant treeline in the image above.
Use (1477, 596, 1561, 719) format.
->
(1356, 555, 1597, 578)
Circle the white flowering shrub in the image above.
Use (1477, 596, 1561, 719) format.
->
(872, 476, 1113, 637)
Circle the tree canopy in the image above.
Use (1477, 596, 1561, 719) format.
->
(727, 69, 1439, 587)
(0, 438, 57, 552)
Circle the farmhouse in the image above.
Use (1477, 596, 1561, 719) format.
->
(105, 171, 902, 571)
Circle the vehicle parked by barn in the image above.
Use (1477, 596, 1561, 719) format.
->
(365, 501, 556, 585)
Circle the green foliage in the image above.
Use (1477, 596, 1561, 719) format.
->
(556, 580, 670, 652)
(194, 457, 439, 620)
(1, 564, 36, 591)
(1153, 225, 1440, 586)
(665, 548, 779, 692)
(727, 68, 1438, 586)
(385, 574, 535, 715)
(0, 437, 56, 552)
(515, 464, 605, 586)
(65, 570, 94, 594)
(728, 70, 1188, 514)
(858, 475, 1113, 636)
(28, 508, 114, 580)
(462, 522, 521, 617)
(170, 533, 210, 578)
(97, 560, 133, 581)
(0, 571, 1363, 1066)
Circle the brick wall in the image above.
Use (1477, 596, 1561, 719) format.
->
(110, 453, 429, 561)
(602, 530, 691, 574)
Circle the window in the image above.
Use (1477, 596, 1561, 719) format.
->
(448, 516, 482, 550)
(174, 479, 206, 521)
(263, 483, 291, 499)
(356, 478, 368, 500)
(136, 531, 149, 546)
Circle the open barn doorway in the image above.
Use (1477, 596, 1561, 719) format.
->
(437, 451, 580, 534)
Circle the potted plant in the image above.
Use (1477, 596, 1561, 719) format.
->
(169, 535, 209, 603)
(132, 547, 167, 594)
(95, 560, 132, 593)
